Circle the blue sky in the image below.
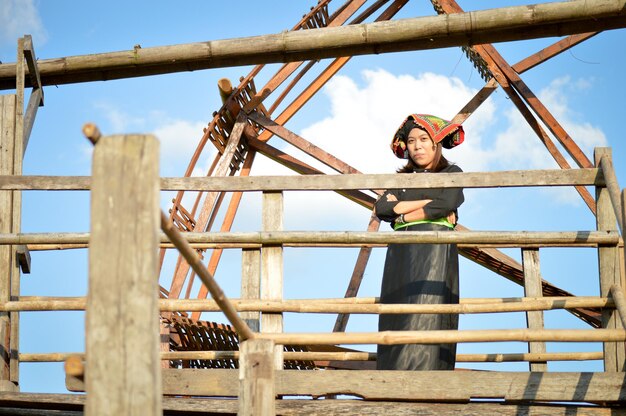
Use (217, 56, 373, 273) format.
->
(1, 0, 625, 393)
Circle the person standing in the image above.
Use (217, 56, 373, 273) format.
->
(374, 114, 465, 371)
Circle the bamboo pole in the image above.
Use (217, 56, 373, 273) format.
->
(1, 0, 625, 89)
(261, 328, 626, 346)
(0, 296, 612, 313)
(0, 168, 606, 191)
(0, 230, 620, 246)
(19, 350, 603, 363)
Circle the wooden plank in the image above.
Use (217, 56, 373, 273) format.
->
(2, 0, 626, 89)
(595, 148, 625, 372)
(239, 339, 275, 416)
(522, 248, 547, 371)
(262, 191, 284, 369)
(10, 38, 25, 385)
(241, 249, 261, 332)
(0, 94, 16, 384)
(66, 369, 626, 403)
(22, 88, 41, 154)
(1, 393, 622, 416)
(86, 135, 161, 415)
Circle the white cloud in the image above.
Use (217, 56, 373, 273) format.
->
(0, 0, 47, 47)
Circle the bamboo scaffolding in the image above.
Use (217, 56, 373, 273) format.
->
(0, 168, 605, 191)
(0, 230, 619, 246)
(1, 0, 625, 89)
(18, 351, 603, 363)
(0, 296, 613, 313)
(260, 328, 626, 346)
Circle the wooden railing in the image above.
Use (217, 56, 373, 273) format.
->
(0, 137, 625, 414)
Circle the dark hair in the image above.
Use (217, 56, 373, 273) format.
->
(396, 138, 450, 173)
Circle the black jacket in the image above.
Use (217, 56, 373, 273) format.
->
(374, 164, 464, 227)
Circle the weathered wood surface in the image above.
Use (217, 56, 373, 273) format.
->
(0, 94, 16, 384)
(86, 135, 162, 415)
(0, 230, 619, 246)
(1, 393, 623, 415)
(599, 155, 623, 231)
(595, 148, 625, 372)
(239, 339, 275, 416)
(19, 350, 604, 364)
(1, 0, 626, 89)
(262, 328, 626, 346)
(241, 248, 261, 332)
(522, 248, 548, 371)
(0, 294, 613, 313)
(262, 191, 284, 369)
(67, 369, 626, 403)
(0, 168, 606, 191)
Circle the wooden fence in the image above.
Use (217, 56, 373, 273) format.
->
(0, 136, 625, 415)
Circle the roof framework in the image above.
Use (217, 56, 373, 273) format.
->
(0, 0, 625, 414)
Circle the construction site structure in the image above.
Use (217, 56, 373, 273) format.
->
(0, 0, 625, 414)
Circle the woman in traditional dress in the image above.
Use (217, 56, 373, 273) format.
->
(374, 114, 465, 371)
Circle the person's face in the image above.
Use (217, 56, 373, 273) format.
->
(407, 127, 436, 169)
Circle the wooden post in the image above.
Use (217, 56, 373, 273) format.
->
(238, 338, 275, 416)
(241, 248, 261, 332)
(0, 94, 17, 390)
(86, 135, 162, 415)
(595, 148, 625, 372)
(261, 191, 283, 369)
(522, 248, 548, 371)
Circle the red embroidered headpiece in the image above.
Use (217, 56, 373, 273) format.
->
(390, 114, 464, 159)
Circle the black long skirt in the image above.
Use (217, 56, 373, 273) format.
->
(377, 222, 459, 371)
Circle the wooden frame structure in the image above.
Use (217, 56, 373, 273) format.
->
(0, 0, 625, 414)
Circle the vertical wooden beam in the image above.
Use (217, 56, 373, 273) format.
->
(0, 94, 16, 388)
(86, 135, 161, 415)
(261, 191, 283, 369)
(241, 248, 261, 333)
(522, 248, 547, 372)
(595, 148, 625, 372)
(9, 37, 26, 385)
(239, 338, 275, 416)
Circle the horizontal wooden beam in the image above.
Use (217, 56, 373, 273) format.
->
(0, 230, 619, 246)
(0, 295, 613, 313)
(0, 168, 606, 191)
(1, 0, 625, 89)
(18, 350, 603, 364)
(0, 393, 620, 415)
(261, 328, 626, 346)
(66, 369, 626, 403)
